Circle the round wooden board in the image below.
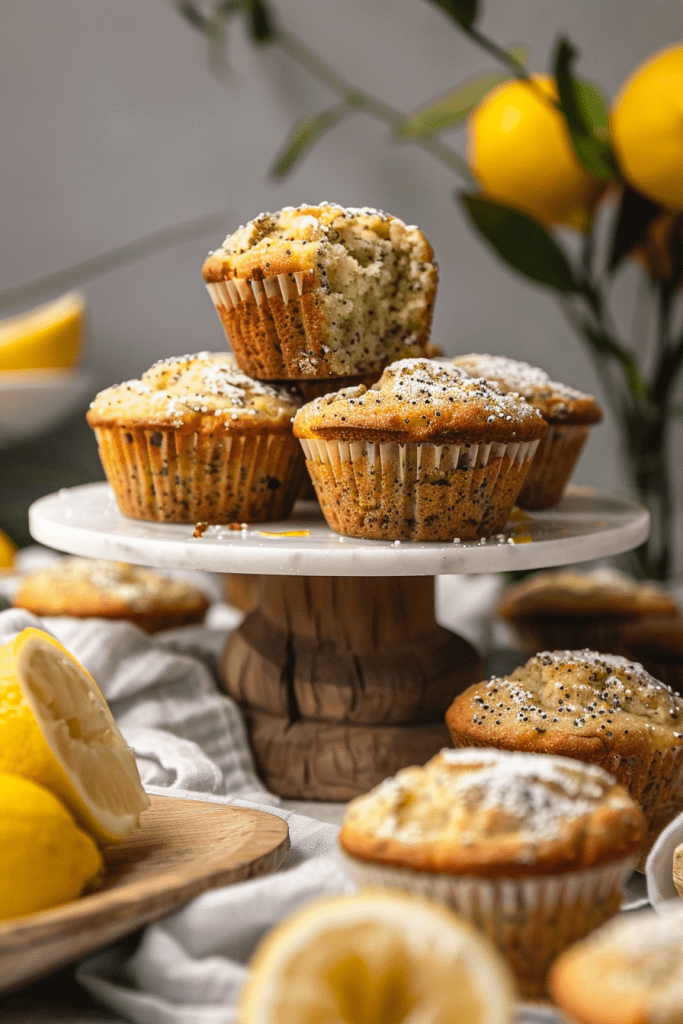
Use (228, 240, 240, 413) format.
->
(0, 794, 290, 995)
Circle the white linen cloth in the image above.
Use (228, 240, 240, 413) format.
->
(0, 576, 575, 1024)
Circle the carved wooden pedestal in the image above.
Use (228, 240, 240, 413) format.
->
(219, 574, 483, 800)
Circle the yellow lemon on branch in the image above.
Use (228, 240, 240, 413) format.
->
(611, 43, 683, 211)
(467, 75, 605, 232)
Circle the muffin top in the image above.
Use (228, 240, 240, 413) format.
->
(339, 747, 646, 877)
(87, 352, 301, 433)
(496, 567, 680, 620)
(202, 202, 434, 282)
(446, 649, 683, 755)
(13, 558, 209, 617)
(549, 905, 683, 1024)
(451, 354, 603, 425)
(293, 358, 548, 444)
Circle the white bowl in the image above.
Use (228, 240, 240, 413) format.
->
(0, 367, 93, 448)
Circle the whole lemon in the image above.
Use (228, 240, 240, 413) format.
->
(0, 771, 102, 920)
(611, 44, 683, 210)
(467, 75, 604, 232)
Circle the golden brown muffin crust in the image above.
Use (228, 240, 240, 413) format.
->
(451, 353, 603, 425)
(549, 906, 683, 1024)
(293, 358, 548, 445)
(496, 567, 680, 620)
(202, 203, 435, 281)
(87, 351, 301, 434)
(339, 747, 646, 877)
(13, 558, 209, 633)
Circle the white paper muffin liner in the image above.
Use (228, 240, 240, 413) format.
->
(206, 266, 432, 379)
(92, 424, 304, 523)
(299, 436, 540, 541)
(517, 422, 591, 509)
(338, 849, 637, 997)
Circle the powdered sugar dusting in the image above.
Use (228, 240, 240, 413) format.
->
(90, 352, 300, 425)
(452, 353, 591, 402)
(298, 358, 545, 426)
(352, 746, 632, 849)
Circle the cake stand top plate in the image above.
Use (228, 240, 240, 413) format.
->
(28, 482, 649, 577)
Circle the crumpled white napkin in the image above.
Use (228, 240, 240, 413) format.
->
(0, 607, 272, 805)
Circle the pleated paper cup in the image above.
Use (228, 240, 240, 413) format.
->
(516, 422, 592, 509)
(92, 424, 305, 523)
(205, 271, 429, 380)
(299, 436, 540, 541)
(338, 849, 637, 998)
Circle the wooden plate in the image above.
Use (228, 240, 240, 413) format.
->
(0, 794, 290, 995)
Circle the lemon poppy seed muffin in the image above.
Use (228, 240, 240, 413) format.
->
(87, 351, 305, 523)
(495, 566, 681, 660)
(445, 649, 683, 854)
(549, 904, 683, 1024)
(339, 747, 646, 996)
(293, 357, 547, 541)
(451, 353, 603, 508)
(202, 203, 438, 379)
(13, 558, 209, 634)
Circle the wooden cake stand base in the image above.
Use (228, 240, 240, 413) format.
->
(219, 574, 482, 800)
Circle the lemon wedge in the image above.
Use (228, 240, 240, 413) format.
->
(0, 628, 149, 845)
(0, 291, 85, 372)
(0, 771, 103, 920)
(239, 891, 515, 1024)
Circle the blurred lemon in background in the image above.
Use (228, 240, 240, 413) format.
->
(0, 529, 16, 575)
(0, 291, 86, 372)
(0, 627, 149, 845)
(468, 75, 604, 232)
(0, 771, 102, 920)
(239, 891, 515, 1024)
(611, 44, 683, 210)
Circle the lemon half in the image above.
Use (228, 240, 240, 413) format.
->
(0, 291, 85, 372)
(0, 628, 149, 845)
(239, 891, 515, 1024)
(0, 771, 103, 920)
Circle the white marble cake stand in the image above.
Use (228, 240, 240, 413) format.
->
(29, 482, 650, 800)
(29, 481, 649, 577)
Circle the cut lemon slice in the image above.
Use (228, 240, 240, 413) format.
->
(239, 891, 515, 1024)
(0, 627, 149, 845)
(0, 291, 85, 371)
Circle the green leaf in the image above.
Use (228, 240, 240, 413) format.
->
(271, 106, 348, 178)
(425, 0, 479, 30)
(176, 1, 211, 32)
(398, 71, 511, 137)
(459, 193, 579, 293)
(580, 321, 649, 400)
(243, 0, 273, 43)
(553, 37, 617, 180)
(608, 187, 663, 274)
